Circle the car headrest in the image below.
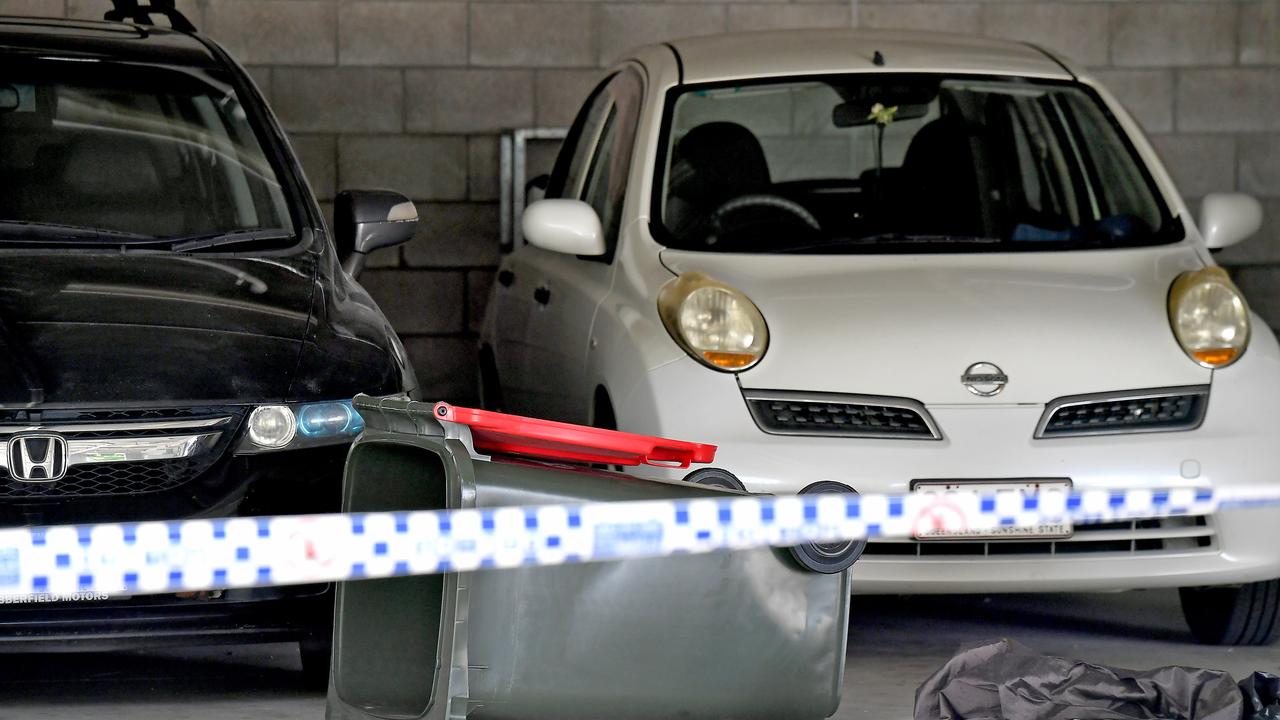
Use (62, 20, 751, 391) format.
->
(669, 122, 771, 207)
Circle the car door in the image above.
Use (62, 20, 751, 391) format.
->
(488, 79, 612, 415)
(517, 66, 645, 423)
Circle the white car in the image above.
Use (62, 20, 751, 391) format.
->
(480, 29, 1280, 645)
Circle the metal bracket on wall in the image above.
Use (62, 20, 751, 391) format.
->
(499, 127, 568, 253)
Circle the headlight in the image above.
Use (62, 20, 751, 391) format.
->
(299, 402, 364, 437)
(1168, 267, 1250, 369)
(657, 272, 768, 371)
(237, 400, 365, 454)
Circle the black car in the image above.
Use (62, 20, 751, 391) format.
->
(0, 1, 419, 684)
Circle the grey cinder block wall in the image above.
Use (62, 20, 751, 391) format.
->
(5, 0, 1278, 403)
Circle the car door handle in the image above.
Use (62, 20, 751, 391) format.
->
(498, 269, 515, 287)
(534, 286, 551, 305)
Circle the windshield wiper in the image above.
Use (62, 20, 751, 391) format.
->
(0, 221, 155, 244)
(167, 228, 294, 252)
(778, 233, 1001, 253)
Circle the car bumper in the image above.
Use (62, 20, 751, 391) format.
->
(617, 347, 1280, 594)
(0, 444, 347, 647)
(0, 585, 331, 652)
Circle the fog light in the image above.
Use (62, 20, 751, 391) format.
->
(789, 481, 866, 574)
(248, 405, 297, 448)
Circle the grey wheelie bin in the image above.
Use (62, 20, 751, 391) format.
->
(326, 395, 854, 720)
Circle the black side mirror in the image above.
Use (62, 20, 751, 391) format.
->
(334, 189, 418, 277)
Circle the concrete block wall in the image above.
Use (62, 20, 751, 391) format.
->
(3, 0, 1278, 402)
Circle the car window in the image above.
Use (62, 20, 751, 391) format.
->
(653, 74, 1179, 254)
(578, 67, 643, 260)
(0, 59, 293, 246)
(546, 75, 614, 201)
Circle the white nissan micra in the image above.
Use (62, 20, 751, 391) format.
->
(480, 29, 1280, 645)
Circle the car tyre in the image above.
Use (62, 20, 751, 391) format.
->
(1179, 579, 1280, 646)
(299, 639, 333, 691)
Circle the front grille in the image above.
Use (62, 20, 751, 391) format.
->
(1036, 386, 1209, 438)
(0, 456, 219, 498)
(744, 390, 941, 440)
(0, 406, 244, 498)
(865, 515, 1216, 557)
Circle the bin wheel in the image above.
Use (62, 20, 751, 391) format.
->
(1179, 579, 1280, 646)
(299, 639, 333, 691)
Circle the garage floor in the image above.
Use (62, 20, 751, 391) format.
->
(1, 590, 1275, 719)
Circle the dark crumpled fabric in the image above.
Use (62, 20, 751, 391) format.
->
(1241, 672, 1280, 720)
(914, 639, 1244, 720)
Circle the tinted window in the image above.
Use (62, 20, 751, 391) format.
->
(655, 75, 1178, 254)
(546, 75, 614, 201)
(580, 68, 643, 257)
(0, 60, 291, 244)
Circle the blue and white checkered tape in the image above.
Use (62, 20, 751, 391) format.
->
(0, 485, 1277, 598)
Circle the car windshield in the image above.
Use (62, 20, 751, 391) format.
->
(655, 74, 1181, 254)
(0, 59, 293, 247)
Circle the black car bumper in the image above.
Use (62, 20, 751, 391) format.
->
(0, 584, 331, 652)
(0, 441, 348, 648)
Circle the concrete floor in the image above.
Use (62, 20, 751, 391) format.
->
(0, 590, 1275, 719)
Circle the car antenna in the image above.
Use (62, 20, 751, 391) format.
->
(872, 50, 886, 66)
(104, 0, 197, 33)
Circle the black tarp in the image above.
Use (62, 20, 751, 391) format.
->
(1241, 672, 1280, 720)
(915, 639, 1246, 720)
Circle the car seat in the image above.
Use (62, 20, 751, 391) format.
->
(40, 133, 186, 237)
(895, 115, 984, 238)
(666, 122, 772, 240)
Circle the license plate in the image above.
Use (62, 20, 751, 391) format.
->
(911, 479, 1073, 541)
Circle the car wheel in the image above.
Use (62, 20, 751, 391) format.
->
(299, 639, 333, 691)
(478, 348, 505, 412)
(1179, 579, 1280, 645)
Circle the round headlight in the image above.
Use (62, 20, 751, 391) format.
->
(1168, 267, 1250, 369)
(248, 405, 297, 448)
(657, 272, 768, 371)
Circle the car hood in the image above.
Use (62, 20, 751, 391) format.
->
(0, 252, 316, 406)
(659, 245, 1213, 405)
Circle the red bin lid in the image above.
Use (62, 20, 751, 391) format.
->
(432, 403, 717, 468)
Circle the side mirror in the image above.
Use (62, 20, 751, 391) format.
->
(334, 189, 418, 277)
(522, 199, 605, 257)
(1200, 193, 1263, 250)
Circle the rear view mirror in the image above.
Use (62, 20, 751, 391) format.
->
(522, 199, 605, 257)
(335, 189, 418, 277)
(1200, 193, 1263, 250)
(833, 101, 930, 127)
(0, 85, 21, 112)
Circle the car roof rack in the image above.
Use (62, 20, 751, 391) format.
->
(104, 0, 196, 33)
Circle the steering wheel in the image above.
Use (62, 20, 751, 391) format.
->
(705, 194, 821, 248)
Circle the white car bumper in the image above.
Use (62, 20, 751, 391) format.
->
(616, 351, 1280, 594)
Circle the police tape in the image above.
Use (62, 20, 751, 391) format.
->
(2, 485, 1279, 598)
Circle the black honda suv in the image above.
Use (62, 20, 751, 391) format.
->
(0, 1, 419, 684)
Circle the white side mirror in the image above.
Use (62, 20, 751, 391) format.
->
(1200, 193, 1263, 250)
(522, 199, 605, 257)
